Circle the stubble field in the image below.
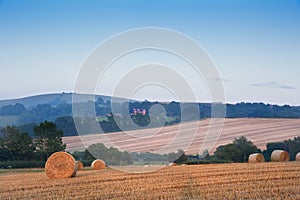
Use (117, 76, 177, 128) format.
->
(1, 162, 300, 200)
(63, 118, 300, 154)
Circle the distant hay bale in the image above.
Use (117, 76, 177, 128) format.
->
(45, 152, 77, 179)
(168, 163, 177, 166)
(76, 161, 84, 171)
(248, 153, 265, 163)
(91, 159, 106, 170)
(271, 150, 290, 162)
(296, 152, 300, 161)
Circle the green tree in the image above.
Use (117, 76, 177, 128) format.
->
(33, 121, 66, 161)
(233, 136, 258, 162)
(0, 126, 34, 161)
(174, 149, 188, 164)
(131, 113, 151, 127)
(55, 116, 78, 136)
(263, 136, 300, 161)
(85, 143, 133, 165)
(122, 151, 133, 165)
(0, 103, 25, 116)
(287, 136, 300, 160)
(87, 143, 108, 159)
(167, 149, 187, 164)
(215, 136, 258, 162)
(83, 149, 95, 161)
(264, 142, 284, 161)
(215, 144, 242, 162)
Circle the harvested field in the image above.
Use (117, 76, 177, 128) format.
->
(63, 118, 300, 154)
(0, 162, 299, 199)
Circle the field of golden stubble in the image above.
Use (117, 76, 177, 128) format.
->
(0, 162, 300, 200)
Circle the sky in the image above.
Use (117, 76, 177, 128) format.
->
(0, 0, 300, 105)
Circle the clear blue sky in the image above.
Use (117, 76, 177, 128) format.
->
(0, 0, 300, 105)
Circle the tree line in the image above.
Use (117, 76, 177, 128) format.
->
(0, 121, 65, 167)
(1, 119, 299, 168)
(1, 99, 300, 130)
(196, 136, 300, 164)
(8, 114, 167, 137)
(73, 146, 188, 166)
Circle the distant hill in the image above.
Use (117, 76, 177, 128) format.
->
(0, 93, 113, 108)
(1, 93, 300, 137)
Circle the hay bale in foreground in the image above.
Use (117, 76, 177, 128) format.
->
(271, 150, 290, 162)
(168, 163, 177, 166)
(248, 153, 265, 163)
(296, 152, 300, 161)
(91, 159, 106, 170)
(45, 152, 77, 179)
(76, 161, 84, 171)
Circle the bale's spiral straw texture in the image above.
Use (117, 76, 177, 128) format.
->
(271, 150, 290, 162)
(91, 159, 106, 170)
(168, 163, 178, 166)
(76, 161, 84, 171)
(248, 153, 265, 163)
(45, 152, 77, 179)
(296, 152, 300, 161)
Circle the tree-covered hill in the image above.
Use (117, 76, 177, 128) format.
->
(1, 93, 300, 136)
(0, 93, 113, 108)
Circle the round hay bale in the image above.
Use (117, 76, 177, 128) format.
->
(91, 159, 106, 170)
(168, 163, 177, 166)
(76, 161, 84, 171)
(296, 152, 300, 161)
(271, 150, 290, 162)
(45, 152, 77, 179)
(248, 153, 265, 163)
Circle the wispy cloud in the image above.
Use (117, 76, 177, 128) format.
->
(213, 78, 229, 82)
(250, 82, 296, 90)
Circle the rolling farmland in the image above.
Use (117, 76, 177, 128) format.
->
(2, 118, 300, 199)
(1, 162, 300, 199)
(63, 118, 300, 154)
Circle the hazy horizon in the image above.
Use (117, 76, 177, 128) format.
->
(0, 91, 299, 107)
